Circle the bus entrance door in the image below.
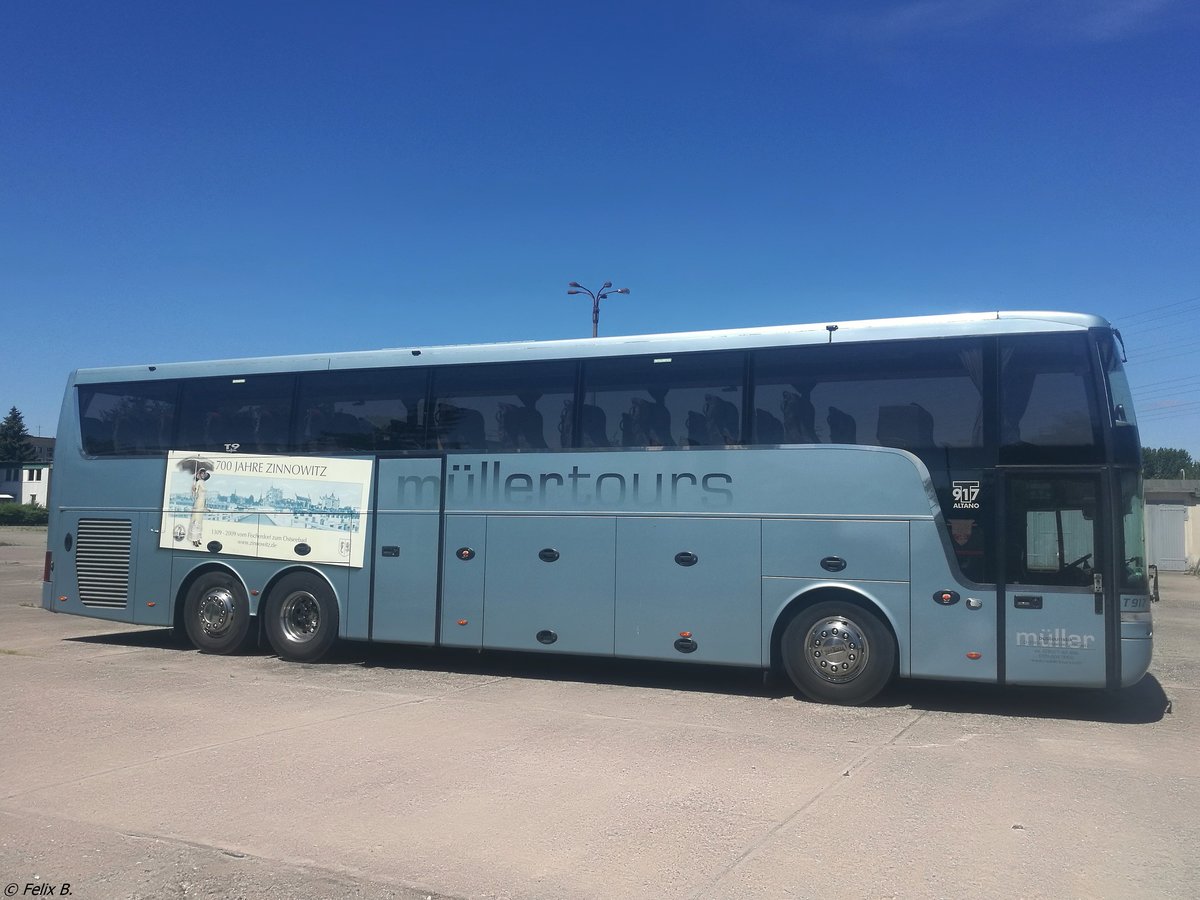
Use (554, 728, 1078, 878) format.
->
(371, 457, 443, 644)
(1002, 473, 1108, 687)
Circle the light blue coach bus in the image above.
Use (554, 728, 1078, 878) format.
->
(42, 311, 1153, 704)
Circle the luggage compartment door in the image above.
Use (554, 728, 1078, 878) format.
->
(372, 458, 443, 644)
(482, 515, 616, 654)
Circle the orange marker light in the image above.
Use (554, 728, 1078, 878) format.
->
(147, 602, 156, 607)
(457, 619, 468, 626)
(966, 652, 982, 660)
(679, 631, 692, 639)
(58, 596, 68, 602)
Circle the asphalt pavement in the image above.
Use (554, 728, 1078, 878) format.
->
(1, 525, 1197, 899)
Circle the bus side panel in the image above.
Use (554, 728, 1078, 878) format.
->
(343, 517, 374, 640)
(761, 519, 909, 582)
(133, 511, 173, 626)
(908, 520, 998, 682)
(51, 510, 139, 625)
(615, 517, 761, 665)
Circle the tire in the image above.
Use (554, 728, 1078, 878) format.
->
(183, 571, 255, 654)
(263, 572, 339, 663)
(780, 600, 896, 705)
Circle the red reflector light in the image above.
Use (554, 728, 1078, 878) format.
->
(147, 602, 156, 607)
(43, 551, 52, 582)
(966, 652, 982, 660)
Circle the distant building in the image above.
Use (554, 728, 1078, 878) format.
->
(0, 437, 54, 506)
(1145, 479, 1199, 572)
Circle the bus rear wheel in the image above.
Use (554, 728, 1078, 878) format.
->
(781, 600, 895, 705)
(264, 572, 339, 663)
(183, 571, 255, 655)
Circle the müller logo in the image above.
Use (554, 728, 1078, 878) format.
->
(398, 460, 735, 508)
(1016, 629, 1096, 650)
(952, 480, 981, 510)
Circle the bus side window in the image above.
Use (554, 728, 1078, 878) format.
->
(297, 368, 430, 453)
(621, 394, 674, 447)
(80, 416, 112, 454)
(435, 402, 487, 450)
(752, 339, 983, 451)
(876, 403, 935, 450)
(827, 406, 856, 443)
(429, 361, 575, 452)
(496, 402, 548, 450)
(325, 411, 374, 448)
(582, 351, 744, 449)
(77, 381, 179, 456)
(781, 389, 817, 443)
(754, 409, 784, 444)
(684, 393, 740, 446)
(999, 333, 1103, 464)
(177, 375, 294, 452)
(559, 400, 610, 449)
(250, 406, 289, 450)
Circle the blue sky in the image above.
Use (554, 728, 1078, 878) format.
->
(2, 1, 1198, 452)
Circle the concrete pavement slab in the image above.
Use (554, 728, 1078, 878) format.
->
(3, 526, 1198, 898)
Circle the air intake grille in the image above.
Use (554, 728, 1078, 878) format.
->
(76, 518, 132, 609)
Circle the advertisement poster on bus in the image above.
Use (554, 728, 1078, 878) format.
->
(159, 451, 373, 567)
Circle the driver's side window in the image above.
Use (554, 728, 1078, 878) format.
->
(1006, 476, 1099, 588)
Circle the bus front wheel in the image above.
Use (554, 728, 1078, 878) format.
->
(781, 601, 895, 705)
(264, 572, 339, 663)
(183, 571, 255, 655)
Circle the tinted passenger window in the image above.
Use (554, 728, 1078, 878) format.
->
(78, 381, 178, 455)
(1000, 333, 1101, 463)
(580, 352, 744, 448)
(177, 375, 295, 453)
(297, 368, 429, 453)
(429, 362, 576, 451)
(752, 339, 984, 449)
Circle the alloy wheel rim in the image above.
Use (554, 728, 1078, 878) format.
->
(803, 615, 870, 684)
(280, 591, 321, 644)
(198, 587, 236, 637)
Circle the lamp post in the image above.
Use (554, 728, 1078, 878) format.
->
(567, 281, 630, 338)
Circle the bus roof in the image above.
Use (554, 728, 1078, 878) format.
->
(71, 309, 1111, 384)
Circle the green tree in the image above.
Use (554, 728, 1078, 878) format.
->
(1142, 447, 1200, 480)
(0, 407, 34, 463)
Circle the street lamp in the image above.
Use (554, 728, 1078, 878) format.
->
(567, 281, 630, 338)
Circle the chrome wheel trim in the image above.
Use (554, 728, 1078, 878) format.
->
(198, 587, 236, 637)
(803, 615, 870, 684)
(279, 591, 321, 644)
